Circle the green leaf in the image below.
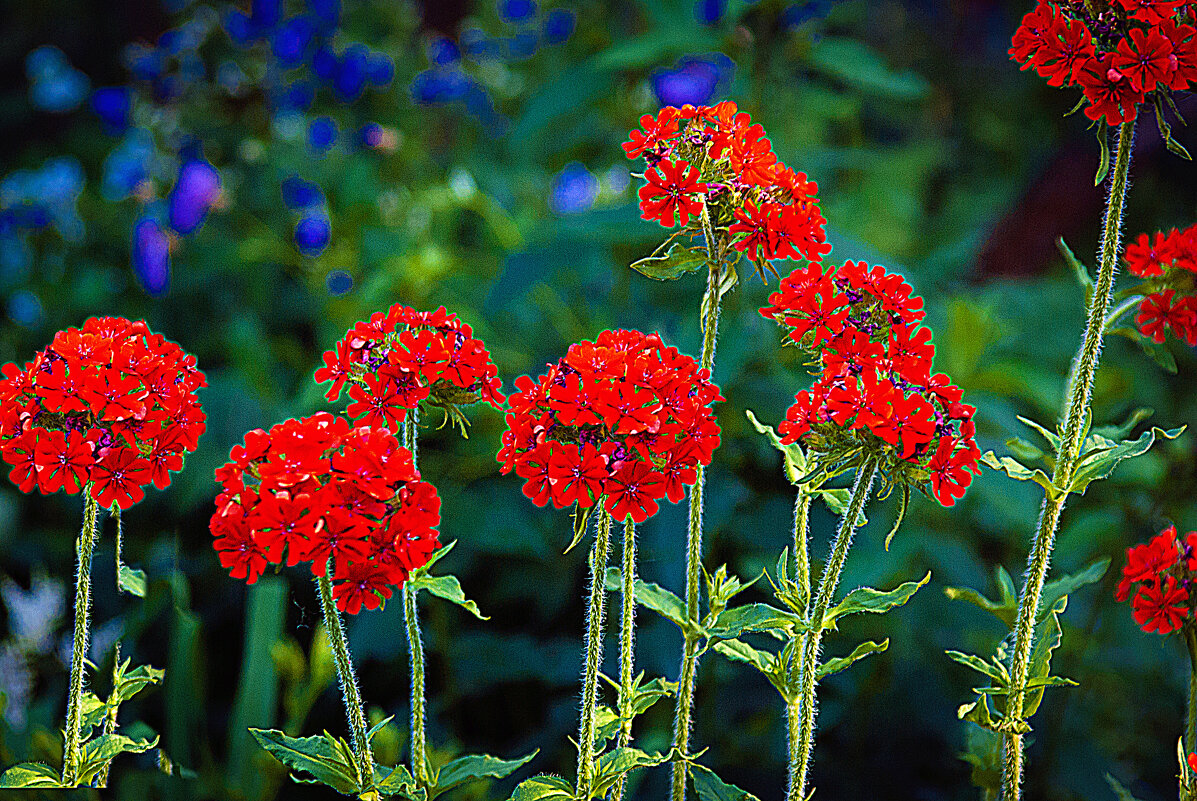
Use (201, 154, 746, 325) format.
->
(630, 244, 707, 281)
(943, 566, 1018, 628)
(1093, 408, 1154, 441)
(1110, 325, 1179, 373)
(1038, 558, 1110, 624)
(817, 639, 890, 679)
(816, 488, 868, 526)
(565, 505, 592, 555)
(823, 572, 931, 629)
(883, 484, 909, 551)
(1105, 773, 1147, 801)
(946, 650, 1008, 684)
(711, 639, 787, 697)
(1023, 595, 1068, 717)
(981, 451, 1065, 500)
(707, 603, 805, 640)
(117, 564, 148, 598)
(373, 763, 421, 798)
(1017, 416, 1062, 451)
(604, 569, 701, 638)
(1056, 237, 1094, 294)
(0, 762, 63, 788)
(420, 541, 458, 572)
(249, 728, 363, 794)
(1095, 124, 1111, 186)
(431, 751, 539, 799)
(113, 660, 166, 704)
(745, 409, 808, 485)
(591, 747, 670, 797)
(1068, 426, 1186, 495)
(689, 764, 763, 801)
(958, 723, 1003, 796)
(508, 774, 575, 801)
(593, 704, 623, 750)
(409, 573, 488, 620)
(78, 733, 160, 784)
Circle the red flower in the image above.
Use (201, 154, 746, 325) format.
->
(1035, 15, 1095, 88)
(605, 460, 666, 524)
(623, 109, 681, 159)
(1113, 0, 1186, 25)
(927, 437, 975, 507)
(729, 200, 771, 261)
(90, 447, 152, 510)
(1078, 54, 1145, 124)
(638, 159, 705, 228)
(1125, 230, 1177, 277)
(1009, 3, 1061, 68)
(1112, 27, 1176, 93)
(1132, 575, 1189, 634)
(1116, 526, 1180, 601)
(1137, 291, 1197, 344)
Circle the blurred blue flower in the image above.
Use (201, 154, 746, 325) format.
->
(295, 214, 331, 255)
(505, 31, 540, 61)
(101, 128, 158, 201)
(333, 44, 369, 101)
(428, 36, 461, 65)
(366, 53, 394, 87)
(782, 0, 835, 28)
(91, 86, 132, 132)
(357, 122, 384, 148)
(282, 175, 324, 209)
(311, 45, 338, 80)
(131, 216, 171, 295)
(694, 0, 728, 24)
(543, 9, 576, 45)
(168, 159, 221, 235)
(6, 291, 43, 328)
(308, 116, 338, 151)
(326, 269, 353, 295)
(499, 0, 537, 21)
(26, 46, 90, 113)
(307, 0, 341, 31)
(0, 157, 86, 242)
(651, 53, 734, 108)
(410, 68, 472, 104)
(550, 162, 599, 215)
(273, 16, 315, 67)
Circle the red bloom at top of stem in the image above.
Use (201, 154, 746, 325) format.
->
(210, 412, 441, 614)
(1009, 1, 1196, 126)
(497, 329, 722, 523)
(315, 304, 505, 434)
(760, 261, 980, 507)
(0, 317, 206, 510)
(1116, 524, 1197, 635)
(624, 101, 830, 281)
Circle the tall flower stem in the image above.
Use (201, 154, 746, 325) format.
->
(577, 508, 613, 798)
(61, 493, 100, 786)
(670, 228, 725, 801)
(784, 493, 813, 801)
(1185, 627, 1197, 755)
(793, 460, 878, 797)
(614, 516, 637, 801)
(315, 569, 374, 789)
(1000, 117, 1136, 801)
(402, 410, 430, 785)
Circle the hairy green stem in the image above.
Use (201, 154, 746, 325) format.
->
(670, 244, 724, 801)
(401, 409, 430, 785)
(61, 494, 100, 786)
(1186, 627, 1197, 755)
(1000, 117, 1135, 801)
(794, 461, 878, 798)
(316, 569, 374, 788)
(785, 493, 813, 801)
(577, 509, 613, 798)
(613, 516, 637, 801)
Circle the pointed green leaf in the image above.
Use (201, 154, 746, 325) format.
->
(565, 505, 593, 556)
(823, 572, 931, 629)
(1056, 237, 1094, 294)
(431, 751, 539, 799)
(946, 650, 1008, 684)
(409, 573, 488, 620)
(249, 728, 362, 794)
(630, 244, 707, 281)
(981, 451, 1065, 500)
(117, 564, 148, 598)
(1093, 408, 1154, 441)
(373, 763, 421, 798)
(420, 541, 458, 572)
(707, 603, 805, 640)
(689, 764, 763, 801)
(817, 639, 890, 679)
(712, 638, 777, 676)
(1110, 325, 1180, 373)
(592, 747, 670, 797)
(1038, 558, 1110, 624)
(1068, 426, 1185, 495)
(1105, 773, 1147, 801)
(943, 566, 1018, 628)
(1095, 124, 1111, 186)
(0, 762, 63, 788)
(113, 660, 165, 704)
(78, 733, 160, 784)
(816, 488, 868, 526)
(604, 569, 701, 637)
(958, 723, 1003, 795)
(508, 774, 574, 801)
(745, 409, 808, 485)
(1023, 595, 1068, 717)
(1018, 415, 1062, 451)
(884, 484, 909, 551)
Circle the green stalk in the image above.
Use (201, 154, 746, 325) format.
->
(793, 460, 878, 797)
(315, 568, 375, 789)
(614, 516, 637, 801)
(1000, 117, 1135, 801)
(61, 493, 100, 786)
(577, 508, 613, 798)
(785, 493, 813, 801)
(401, 410, 430, 785)
(669, 234, 725, 801)
(1186, 627, 1197, 755)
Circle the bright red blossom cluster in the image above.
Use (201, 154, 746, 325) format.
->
(1010, 1, 1196, 124)
(760, 262, 981, 507)
(315, 305, 505, 431)
(497, 330, 722, 524)
(211, 413, 441, 615)
(1116, 524, 1197, 634)
(0, 317, 206, 510)
(625, 102, 832, 277)
(1124, 222, 1197, 345)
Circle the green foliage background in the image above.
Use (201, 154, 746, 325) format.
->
(0, 1, 1195, 799)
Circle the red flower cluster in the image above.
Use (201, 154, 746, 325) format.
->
(1124, 223, 1197, 345)
(315, 305, 505, 431)
(210, 413, 441, 614)
(624, 102, 832, 278)
(0, 317, 206, 510)
(1116, 524, 1197, 635)
(497, 330, 722, 523)
(759, 262, 981, 507)
(1010, 1, 1197, 125)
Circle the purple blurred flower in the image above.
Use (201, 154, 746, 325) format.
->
(132, 216, 171, 296)
(167, 159, 221, 235)
(651, 54, 734, 108)
(550, 162, 599, 215)
(295, 214, 330, 255)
